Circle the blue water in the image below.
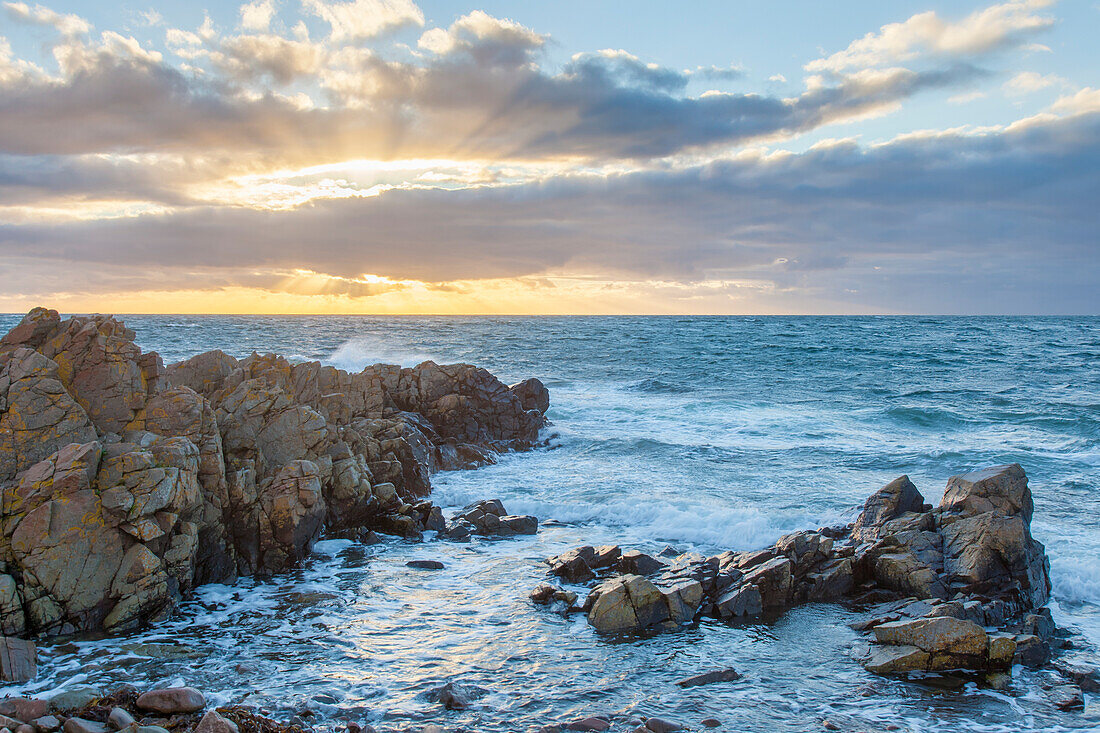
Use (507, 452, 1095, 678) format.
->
(2, 315, 1098, 731)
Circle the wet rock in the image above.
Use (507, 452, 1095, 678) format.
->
(0, 638, 36, 682)
(873, 617, 988, 656)
(1053, 660, 1100, 693)
(106, 709, 134, 731)
(863, 644, 930, 674)
(193, 710, 239, 733)
(31, 713, 60, 730)
(617, 550, 664, 577)
(509, 378, 550, 414)
(644, 719, 683, 733)
(62, 721, 108, 733)
(406, 560, 444, 570)
(741, 557, 792, 609)
(676, 669, 742, 688)
(586, 574, 671, 634)
(565, 719, 610, 732)
(1049, 684, 1085, 711)
(714, 583, 762, 619)
(1013, 634, 1050, 667)
(0, 699, 47, 723)
(699, 720, 721, 729)
(46, 688, 103, 713)
(451, 500, 537, 538)
(135, 687, 206, 714)
(425, 682, 480, 711)
(938, 464, 1050, 609)
(547, 548, 597, 584)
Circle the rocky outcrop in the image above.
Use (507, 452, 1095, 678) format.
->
(0, 308, 549, 641)
(442, 499, 538, 540)
(539, 465, 1054, 678)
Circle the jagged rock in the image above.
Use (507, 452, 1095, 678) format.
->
(618, 550, 664, 576)
(450, 499, 538, 538)
(1013, 634, 1050, 667)
(714, 584, 762, 619)
(937, 464, 1050, 609)
(851, 476, 925, 542)
(0, 348, 98, 483)
(741, 557, 792, 609)
(586, 574, 670, 633)
(863, 644, 930, 674)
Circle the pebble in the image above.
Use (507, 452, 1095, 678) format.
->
(194, 711, 239, 733)
(108, 708, 135, 731)
(32, 717, 60, 733)
(135, 687, 206, 714)
(61, 719, 108, 733)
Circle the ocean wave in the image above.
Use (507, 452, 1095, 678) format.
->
(328, 337, 444, 370)
(1051, 555, 1100, 605)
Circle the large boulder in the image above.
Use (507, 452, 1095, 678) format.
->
(864, 616, 1014, 673)
(936, 464, 1050, 609)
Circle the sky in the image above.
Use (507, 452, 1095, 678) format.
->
(0, 0, 1097, 314)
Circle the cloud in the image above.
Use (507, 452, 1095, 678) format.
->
(1003, 70, 1066, 95)
(239, 0, 277, 32)
(417, 10, 544, 66)
(2, 107, 1097, 313)
(3, 2, 91, 37)
(302, 0, 424, 41)
(806, 0, 1054, 73)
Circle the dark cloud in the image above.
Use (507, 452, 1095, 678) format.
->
(2, 109, 1097, 312)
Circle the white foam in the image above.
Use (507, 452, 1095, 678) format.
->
(328, 337, 443, 370)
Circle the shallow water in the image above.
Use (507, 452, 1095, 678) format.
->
(1, 315, 1098, 731)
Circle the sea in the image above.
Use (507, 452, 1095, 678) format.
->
(1, 315, 1098, 732)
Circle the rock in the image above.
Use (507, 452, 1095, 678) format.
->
(547, 548, 597, 584)
(406, 560, 444, 570)
(851, 476, 925, 542)
(741, 557, 792, 609)
(699, 720, 721, 729)
(46, 688, 103, 712)
(873, 617, 988, 656)
(135, 687, 206, 714)
(586, 574, 670, 634)
(0, 638, 36, 682)
(644, 719, 683, 733)
(937, 464, 1050, 609)
(714, 583, 762, 619)
(1049, 684, 1084, 711)
(452, 500, 537, 538)
(618, 550, 664, 576)
(193, 711, 239, 733)
(425, 682, 479, 711)
(32, 719, 59, 733)
(863, 644, 931, 674)
(107, 709, 134, 731)
(676, 669, 742, 688)
(509, 378, 550, 414)
(565, 719, 610, 732)
(0, 699, 47, 723)
(1053, 660, 1100, 692)
(62, 721, 108, 733)
(1013, 634, 1050, 667)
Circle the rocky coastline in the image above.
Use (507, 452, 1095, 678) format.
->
(0, 307, 1095, 732)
